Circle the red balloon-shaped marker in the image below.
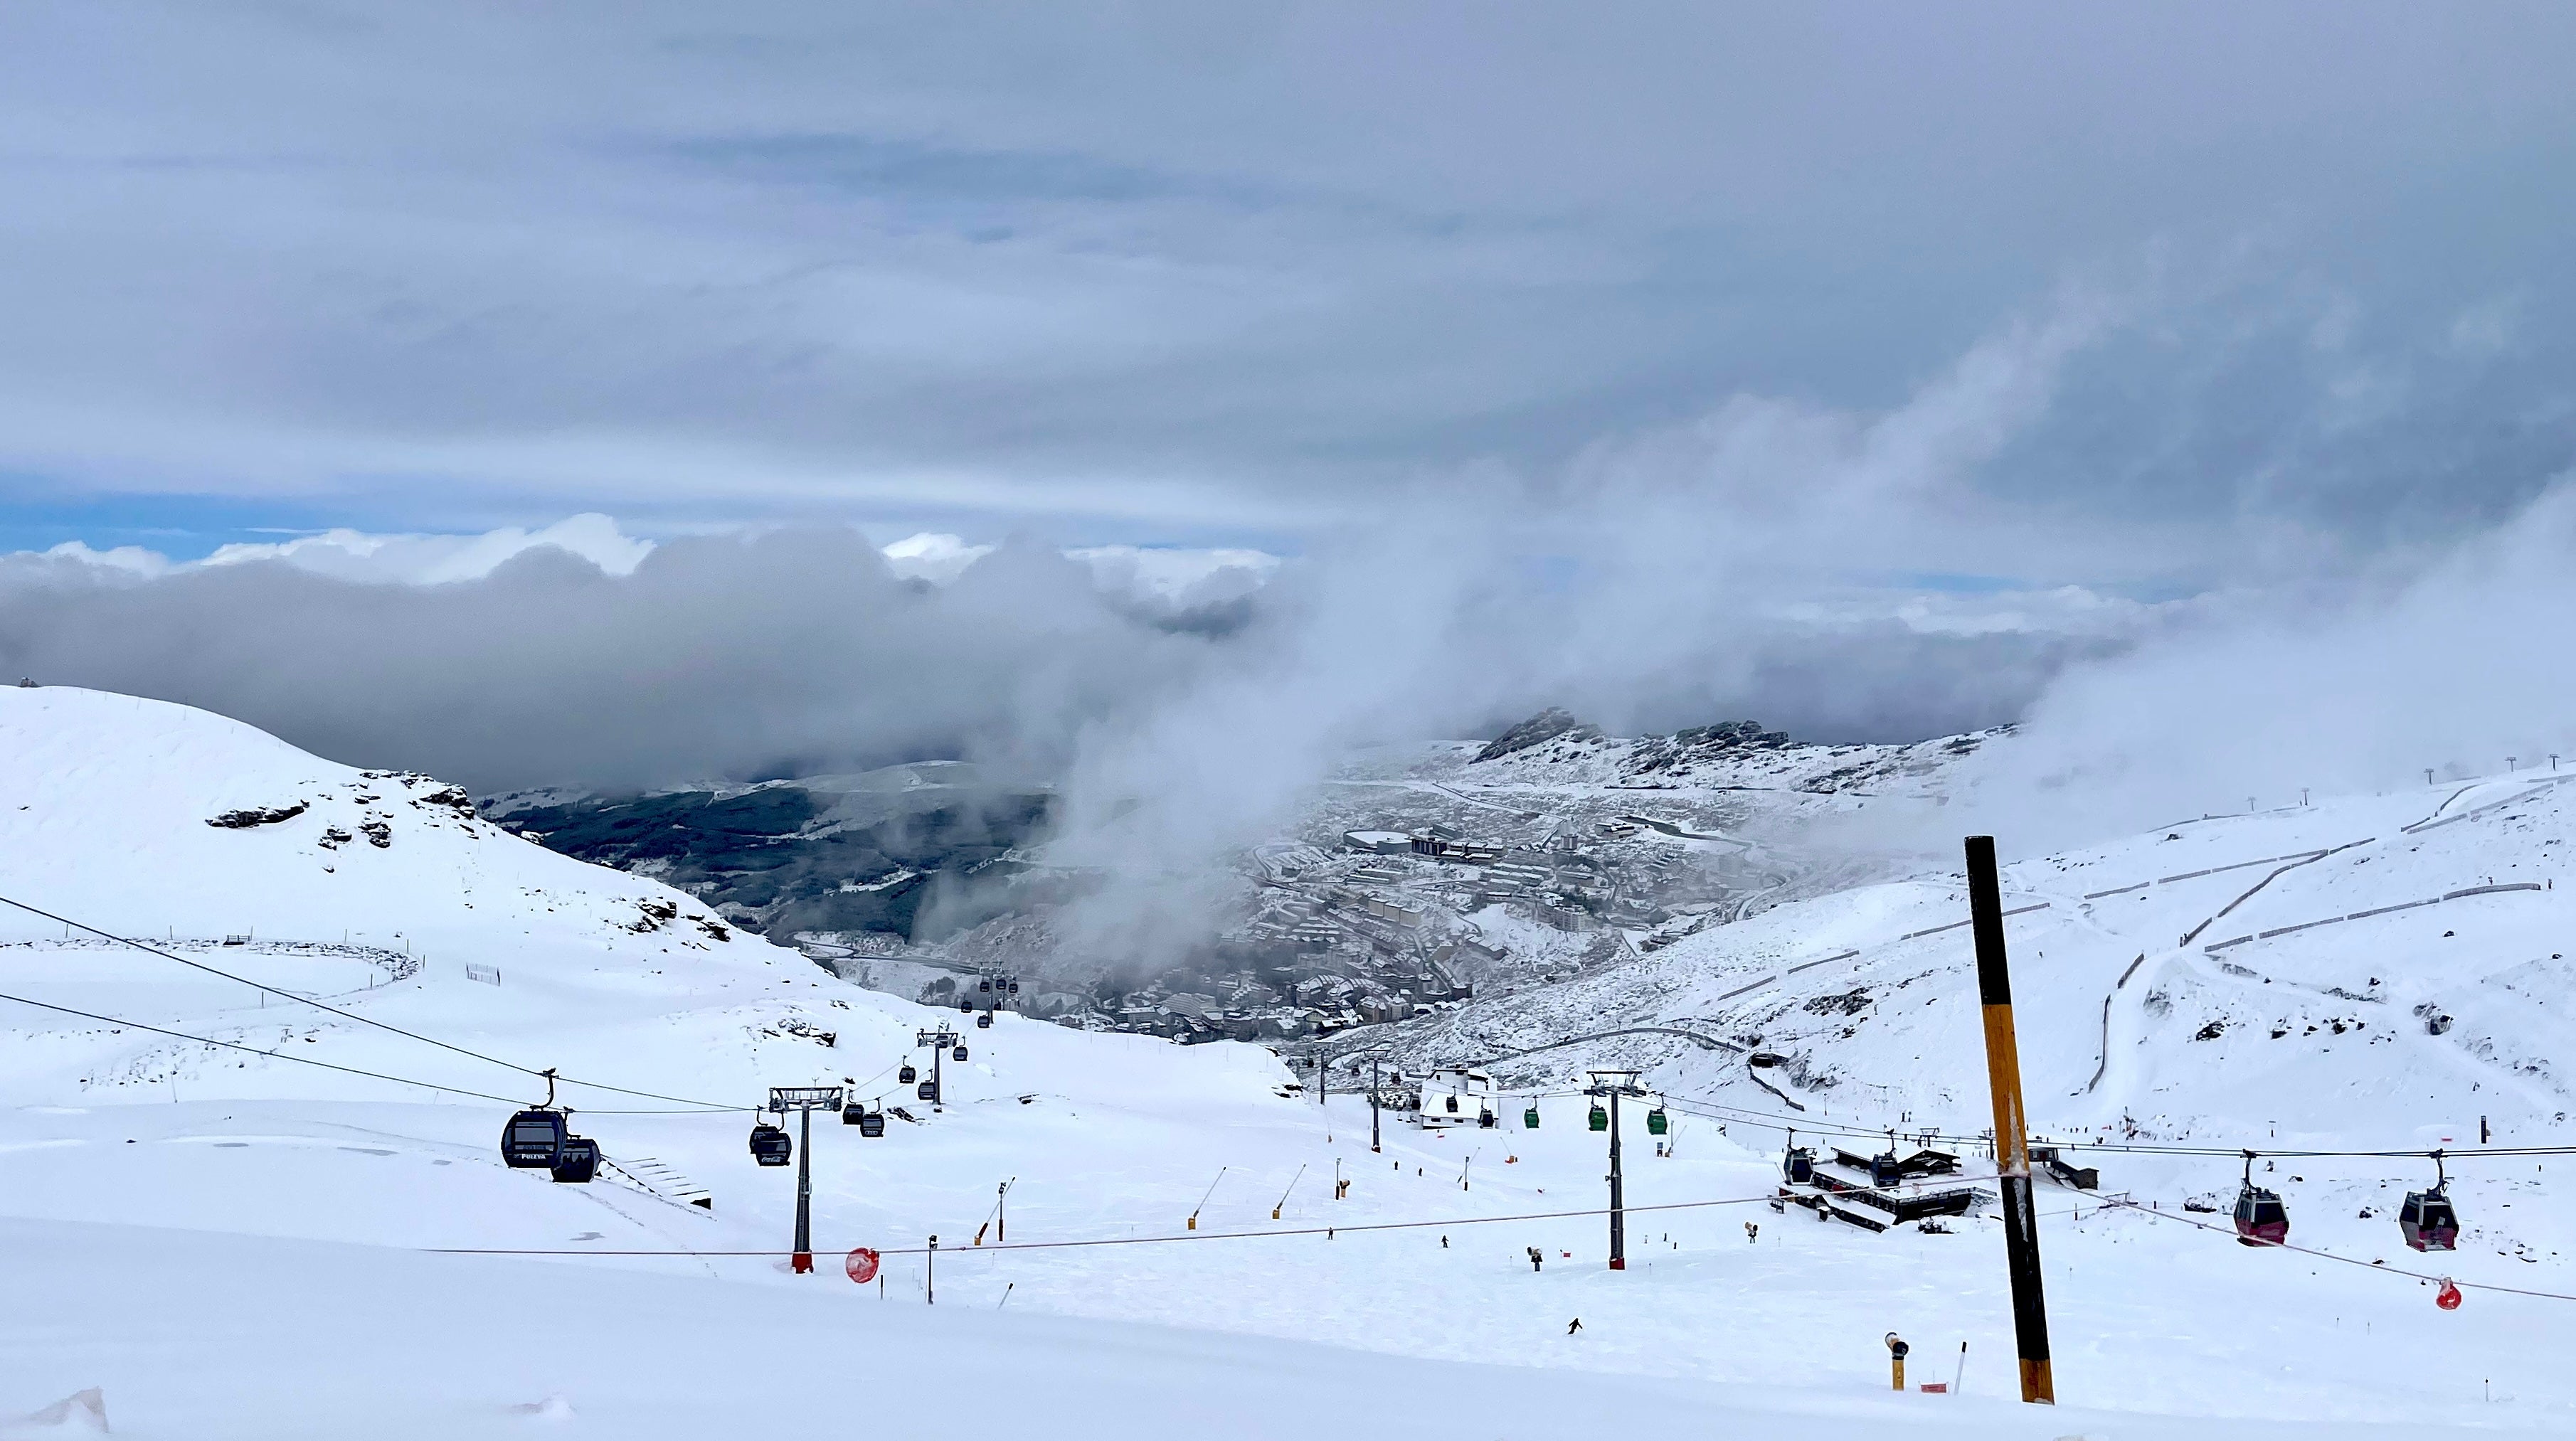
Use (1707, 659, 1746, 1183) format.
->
(845, 1247, 881, 1285)
(2435, 1277, 2464, 1311)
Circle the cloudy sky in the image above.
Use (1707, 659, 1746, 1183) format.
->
(3, 4, 2575, 804)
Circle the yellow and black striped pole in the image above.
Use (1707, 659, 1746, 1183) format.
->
(1966, 834, 2055, 1404)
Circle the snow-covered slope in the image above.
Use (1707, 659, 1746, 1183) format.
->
(1381, 768, 2576, 1338)
(4, 686, 2572, 1435)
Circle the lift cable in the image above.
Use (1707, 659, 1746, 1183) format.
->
(1651, 1091, 2576, 1164)
(0, 987, 746, 1115)
(0, 891, 750, 1112)
(2106, 1198, 2576, 1304)
(0, 986, 530, 1107)
(428, 1189, 2103, 1260)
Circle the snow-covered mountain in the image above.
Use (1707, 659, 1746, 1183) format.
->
(2, 686, 2570, 1437)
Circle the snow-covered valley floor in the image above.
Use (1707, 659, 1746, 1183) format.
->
(4, 686, 2572, 1437)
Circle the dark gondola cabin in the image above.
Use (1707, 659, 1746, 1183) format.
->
(1477, 1108, 1497, 1128)
(549, 1136, 600, 1184)
(976, 1012, 993, 1029)
(500, 1109, 568, 1169)
(857, 1110, 886, 1139)
(1645, 1107, 1668, 1136)
(899, 1063, 918, 1085)
(1524, 1106, 1541, 1129)
(959, 1000, 973, 1014)
(953, 1045, 969, 1062)
(2233, 1183, 2289, 1245)
(1870, 1152, 1904, 1189)
(2400, 1189, 2460, 1252)
(1588, 1103, 1608, 1132)
(749, 1122, 793, 1167)
(1783, 1146, 1815, 1184)
(916, 1080, 939, 1102)
(979, 978, 992, 993)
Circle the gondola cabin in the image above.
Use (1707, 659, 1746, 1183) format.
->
(1412, 1066, 1496, 1129)
(749, 1122, 793, 1167)
(500, 1109, 568, 1169)
(2233, 1184, 2289, 1245)
(1588, 1103, 1608, 1132)
(952, 1044, 969, 1062)
(2399, 1189, 2459, 1252)
(899, 1063, 918, 1085)
(857, 1110, 886, 1139)
(1524, 1105, 1542, 1129)
(1645, 1107, 1668, 1136)
(549, 1136, 600, 1184)
(916, 1080, 940, 1102)
(959, 1000, 973, 1014)
(976, 1012, 993, 1028)
(1779, 1147, 1971, 1231)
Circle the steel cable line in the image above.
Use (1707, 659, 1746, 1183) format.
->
(2104, 1198, 2576, 1304)
(0, 987, 741, 1115)
(0, 891, 750, 1112)
(428, 1189, 2102, 1260)
(1651, 1091, 2576, 1164)
(433, 1173, 2019, 1260)
(0, 987, 530, 1106)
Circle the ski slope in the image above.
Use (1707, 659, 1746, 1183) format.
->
(1, 686, 2571, 1436)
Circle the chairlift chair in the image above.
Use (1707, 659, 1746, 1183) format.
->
(2400, 1152, 2461, 1252)
(549, 1135, 600, 1184)
(2232, 1153, 2289, 1245)
(749, 1120, 793, 1167)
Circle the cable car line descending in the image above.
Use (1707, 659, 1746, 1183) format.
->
(0, 890, 751, 1113)
(1652, 1089, 2576, 1165)
(2107, 1200, 2576, 1305)
(427, 1187, 2104, 1261)
(0, 986, 529, 1107)
(429, 1188, 1823, 1257)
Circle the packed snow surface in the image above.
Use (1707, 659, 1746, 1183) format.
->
(1, 686, 2571, 1436)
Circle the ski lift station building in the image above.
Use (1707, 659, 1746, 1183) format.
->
(1414, 1065, 1496, 1128)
